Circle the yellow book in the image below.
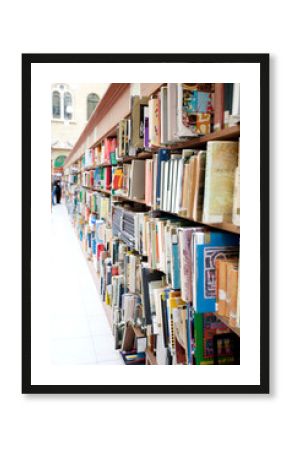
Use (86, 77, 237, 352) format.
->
(203, 141, 239, 223)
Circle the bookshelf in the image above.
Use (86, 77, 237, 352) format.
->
(159, 125, 240, 150)
(64, 82, 240, 365)
(216, 314, 240, 337)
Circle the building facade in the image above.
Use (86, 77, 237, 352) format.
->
(51, 83, 108, 175)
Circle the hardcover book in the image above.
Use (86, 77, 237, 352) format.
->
(194, 312, 233, 365)
(227, 261, 239, 327)
(129, 160, 146, 199)
(216, 257, 239, 317)
(149, 95, 160, 147)
(192, 150, 206, 221)
(203, 141, 239, 223)
(131, 96, 149, 149)
(177, 84, 212, 138)
(192, 230, 239, 313)
(232, 165, 240, 226)
(160, 86, 168, 145)
(167, 83, 178, 142)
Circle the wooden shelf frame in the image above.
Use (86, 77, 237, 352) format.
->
(216, 314, 240, 337)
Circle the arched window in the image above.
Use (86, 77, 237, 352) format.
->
(87, 93, 100, 120)
(52, 85, 73, 121)
(64, 92, 73, 120)
(52, 91, 61, 119)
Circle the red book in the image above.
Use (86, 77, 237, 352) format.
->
(105, 167, 112, 190)
(214, 83, 224, 131)
(97, 243, 105, 259)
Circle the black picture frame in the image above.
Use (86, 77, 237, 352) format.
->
(22, 53, 269, 394)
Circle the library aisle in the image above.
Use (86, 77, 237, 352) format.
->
(55, 83, 241, 365)
(50, 203, 124, 365)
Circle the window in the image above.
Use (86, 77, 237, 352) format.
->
(87, 93, 100, 120)
(64, 92, 72, 120)
(51, 85, 73, 121)
(52, 91, 61, 119)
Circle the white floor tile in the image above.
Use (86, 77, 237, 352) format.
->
(86, 314, 112, 336)
(92, 335, 122, 362)
(50, 337, 97, 365)
(50, 204, 124, 365)
(50, 313, 91, 339)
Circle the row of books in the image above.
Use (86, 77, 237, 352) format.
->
(111, 204, 240, 314)
(64, 182, 240, 364)
(82, 138, 118, 169)
(112, 203, 146, 251)
(80, 83, 240, 170)
(147, 141, 239, 225)
(140, 280, 239, 365)
(81, 166, 112, 191)
(109, 139, 240, 226)
(101, 240, 239, 364)
(67, 173, 79, 184)
(78, 188, 112, 225)
(116, 84, 240, 158)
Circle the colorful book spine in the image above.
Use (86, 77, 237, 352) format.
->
(193, 230, 239, 313)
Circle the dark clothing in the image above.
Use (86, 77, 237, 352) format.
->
(55, 184, 61, 203)
(52, 180, 62, 204)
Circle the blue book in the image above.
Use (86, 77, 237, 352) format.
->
(170, 227, 180, 290)
(193, 231, 239, 313)
(156, 149, 170, 206)
(186, 304, 193, 365)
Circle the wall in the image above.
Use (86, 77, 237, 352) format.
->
(51, 83, 109, 154)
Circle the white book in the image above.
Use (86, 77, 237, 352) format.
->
(232, 83, 240, 117)
(175, 159, 184, 213)
(171, 159, 178, 212)
(149, 280, 164, 316)
(160, 160, 165, 210)
(230, 83, 240, 126)
(166, 160, 173, 211)
(167, 83, 178, 142)
(129, 255, 136, 292)
(163, 161, 169, 211)
(160, 86, 168, 144)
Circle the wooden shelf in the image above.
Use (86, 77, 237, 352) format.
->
(95, 188, 111, 195)
(154, 208, 240, 235)
(215, 314, 240, 337)
(168, 125, 240, 150)
(121, 151, 153, 163)
(83, 162, 118, 170)
(81, 185, 112, 196)
(112, 193, 148, 205)
(151, 125, 240, 150)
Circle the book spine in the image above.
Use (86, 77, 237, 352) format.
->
(214, 83, 224, 131)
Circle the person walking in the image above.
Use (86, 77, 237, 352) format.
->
(55, 180, 62, 204)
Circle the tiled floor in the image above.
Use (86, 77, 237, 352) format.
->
(50, 203, 124, 365)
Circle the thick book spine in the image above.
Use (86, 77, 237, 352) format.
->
(203, 141, 239, 223)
